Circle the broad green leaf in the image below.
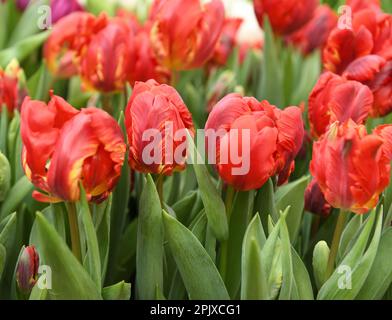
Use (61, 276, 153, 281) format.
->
(94, 197, 111, 281)
(258, 17, 282, 106)
(224, 190, 255, 298)
(254, 178, 277, 232)
(0, 212, 16, 245)
(338, 214, 362, 261)
(0, 107, 8, 156)
(102, 281, 131, 300)
(77, 187, 102, 290)
(275, 175, 309, 241)
(0, 176, 33, 220)
(34, 212, 102, 299)
(0, 151, 11, 202)
(106, 113, 130, 284)
(291, 248, 313, 299)
(109, 218, 137, 284)
(186, 131, 228, 240)
(279, 217, 295, 299)
(172, 190, 198, 224)
(356, 228, 392, 299)
(163, 211, 229, 300)
(27, 61, 53, 101)
(317, 208, 383, 299)
(241, 214, 269, 300)
(136, 174, 163, 300)
(29, 279, 48, 300)
(8, 0, 49, 46)
(0, 31, 50, 67)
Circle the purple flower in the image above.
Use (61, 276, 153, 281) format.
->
(51, 0, 84, 24)
(15, 0, 30, 11)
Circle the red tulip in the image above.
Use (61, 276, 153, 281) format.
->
(373, 124, 392, 160)
(323, 26, 373, 75)
(129, 24, 171, 85)
(308, 72, 373, 138)
(205, 94, 304, 191)
(21, 93, 126, 203)
(125, 80, 195, 175)
(310, 120, 390, 214)
(44, 12, 108, 78)
(149, 0, 225, 70)
(346, 0, 381, 14)
(323, 9, 392, 116)
(286, 5, 337, 55)
(80, 19, 135, 92)
(0, 60, 27, 115)
(253, 0, 317, 35)
(51, 0, 84, 24)
(209, 18, 243, 66)
(304, 180, 332, 217)
(16, 246, 39, 296)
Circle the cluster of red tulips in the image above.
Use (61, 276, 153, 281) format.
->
(0, 0, 391, 301)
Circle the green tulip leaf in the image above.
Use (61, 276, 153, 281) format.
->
(136, 174, 163, 300)
(162, 211, 229, 300)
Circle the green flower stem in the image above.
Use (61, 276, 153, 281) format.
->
(218, 185, 236, 280)
(326, 209, 349, 277)
(102, 94, 113, 114)
(66, 202, 82, 263)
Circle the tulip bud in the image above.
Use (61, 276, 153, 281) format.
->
(51, 0, 84, 24)
(16, 0, 30, 11)
(304, 180, 332, 218)
(313, 241, 330, 290)
(16, 246, 39, 296)
(0, 152, 10, 202)
(0, 59, 27, 114)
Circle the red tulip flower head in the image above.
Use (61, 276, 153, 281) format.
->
(0, 59, 27, 115)
(80, 19, 135, 93)
(125, 80, 195, 175)
(149, 0, 225, 70)
(205, 94, 304, 191)
(287, 5, 337, 55)
(310, 120, 390, 214)
(308, 72, 373, 138)
(21, 93, 126, 203)
(253, 0, 318, 35)
(44, 12, 108, 78)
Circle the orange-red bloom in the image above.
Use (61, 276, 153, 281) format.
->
(286, 5, 337, 55)
(323, 9, 392, 116)
(21, 94, 125, 203)
(149, 0, 225, 70)
(308, 72, 373, 138)
(0, 60, 27, 114)
(129, 24, 171, 85)
(44, 12, 108, 78)
(125, 80, 195, 175)
(205, 94, 304, 191)
(310, 120, 390, 214)
(253, 0, 317, 35)
(346, 0, 381, 14)
(80, 18, 135, 93)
